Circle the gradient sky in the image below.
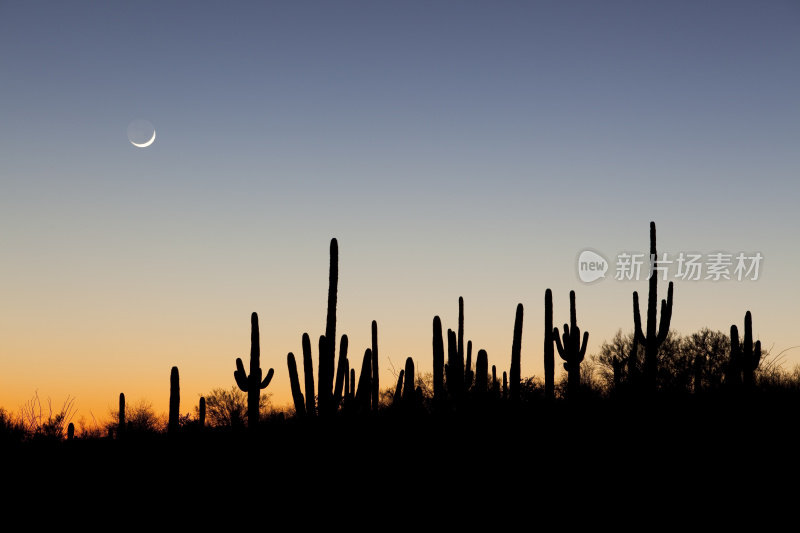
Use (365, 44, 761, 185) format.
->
(1, 1, 799, 425)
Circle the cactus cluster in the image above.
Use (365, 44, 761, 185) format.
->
(728, 311, 762, 389)
(287, 238, 376, 417)
(432, 296, 505, 407)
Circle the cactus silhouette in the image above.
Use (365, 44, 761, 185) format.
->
(371, 320, 379, 412)
(554, 291, 589, 398)
(355, 348, 372, 413)
(393, 369, 405, 407)
(402, 357, 415, 403)
(447, 328, 463, 399)
(287, 353, 306, 417)
(633, 221, 674, 391)
(509, 303, 523, 402)
(199, 397, 206, 429)
(319, 238, 340, 417)
(544, 289, 555, 401)
(168, 366, 180, 435)
(729, 311, 761, 389)
(432, 316, 445, 404)
(234, 312, 275, 430)
(118, 392, 125, 437)
(475, 349, 488, 395)
(491, 365, 498, 398)
(465, 340, 474, 390)
(67, 422, 74, 440)
(286, 238, 351, 417)
(628, 334, 640, 384)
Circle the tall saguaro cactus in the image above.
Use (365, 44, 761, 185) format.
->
(319, 238, 340, 416)
(286, 238, 350, 417)
(199, 397, 206, 429)
(371, 320, 379, 412)
(633, 221, 674, 391)
(234, 312, 275, 430)
(432, 316, 445, 404)
(554, 291, 589, 398)
(544, 289, 555, 401)
(118, 393, 126, 437)
(729, 311, 762, 390)
(168, 366, 180, 435)
(509, 303, 523, 403)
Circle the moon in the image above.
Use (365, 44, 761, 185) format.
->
(131, 129, 156, 148)
(127, 119, 156, 148)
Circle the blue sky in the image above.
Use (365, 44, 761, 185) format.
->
(1, 1, 799, 416)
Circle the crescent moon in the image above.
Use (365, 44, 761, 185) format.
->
(131, 129, 156, 148)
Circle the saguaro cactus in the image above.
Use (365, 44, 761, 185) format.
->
(729, 311, 761, 389)
(118, 393, 126, 437)
(168, 366, 180, 435)
(447, 329, 464, 399)
(544, 289, 555, 401)
(355, 349, 373, 413)
(371, 320, 379, 412)
(509, 303, 523, 402)
(475, 349, 488, 395)
(286, 238, 349, 417)
(402, 357, 415, 403)
(67, 423, 75, 441)
(287, 353, 306, 417)
(234, 312, 275, 430)
(393, 369, 405, 407)
(199, 397, 206, 429)
(554, 291, 588, 398)
(432, 316, 445, 403)
(633, 221, 674, 391)
(319, 238, 340, 417)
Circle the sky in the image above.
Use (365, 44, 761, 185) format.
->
(1, 1, 799, 424)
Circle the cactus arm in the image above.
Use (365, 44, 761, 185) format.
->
(754, 340, 762, 369)
(333, 334, 348, 407)
(554, 326, 566, 359)
(234, 358, 249, 392)
(287, 353, 306, 417)
(656, 282, 674, 345)
(633, 292, 646, 345)
(579, 331, 589, 362)
(260, 368, 274, 389)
